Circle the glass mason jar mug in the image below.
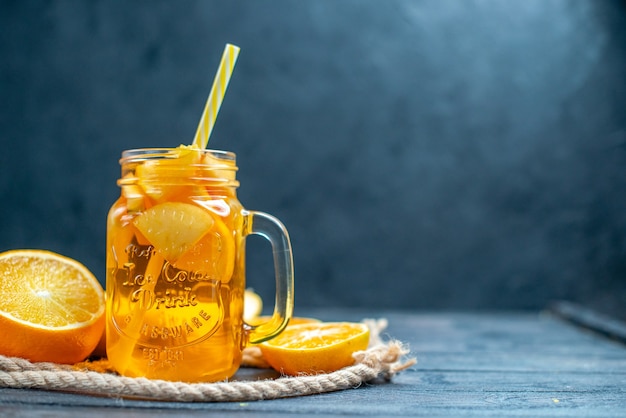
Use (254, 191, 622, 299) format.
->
(106, 147, 294, 382)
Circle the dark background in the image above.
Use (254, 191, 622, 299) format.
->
(1, 1, 625, 316)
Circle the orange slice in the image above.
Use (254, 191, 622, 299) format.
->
(200, 151, 237, 182)
(248, 315, 321, 327)
(0, 249, 105, 364)
(120, 174, 146, 213)
(243, 289, 263, 322)
(135, 146, 202, 202)
(133, 202, 215, 263)
(172, 211, 235, 281)
(260, 322, 370, 376)
(245, 316, 320, 348)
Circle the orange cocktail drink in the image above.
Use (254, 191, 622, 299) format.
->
(106, 146, 293, 382)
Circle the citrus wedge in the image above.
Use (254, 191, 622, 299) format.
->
(0, 249, 105, 364)
(171, 210, 235, 281)
(133, 201, 215, 263)
(135, 146, 202, 202)
(243, 289, 263, 322)
(260, 322, 370, 376)
(248, 315, 321, 327)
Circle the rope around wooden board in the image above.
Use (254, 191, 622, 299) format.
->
(0, 319, 416, 402)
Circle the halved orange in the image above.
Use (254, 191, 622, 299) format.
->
(260, 322, 370, 376)
(0, 249, 105, 364)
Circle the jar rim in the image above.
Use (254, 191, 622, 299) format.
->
(120, 148, 236, 163)
(118, 147, 239, 188)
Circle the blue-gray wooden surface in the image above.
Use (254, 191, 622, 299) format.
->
(1, 308, 625, 417)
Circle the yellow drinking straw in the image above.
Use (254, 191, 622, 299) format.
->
(192, 43, 240, 149)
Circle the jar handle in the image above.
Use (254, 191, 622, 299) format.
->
(243, 210, 294, 344)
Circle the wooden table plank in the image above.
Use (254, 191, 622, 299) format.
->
(1, 309, 625, 417)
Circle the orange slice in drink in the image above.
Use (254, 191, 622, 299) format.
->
(200, 150, 237, 181)
(133, 202, 215, 263)
(260, 322, 370, 376)
(135, 146, 205, 203)
(120, 174, 146, 213)
(0, 249, 105, 364)
(171, 212, 235, 282)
